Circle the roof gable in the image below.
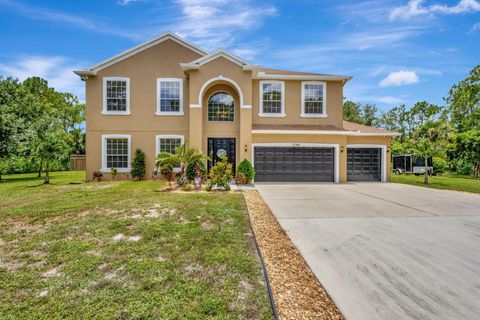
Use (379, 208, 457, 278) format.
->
(84, 33, 207, 73)
(180, 49, 248, 70)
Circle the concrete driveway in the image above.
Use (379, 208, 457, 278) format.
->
(256, 183, 480, 320)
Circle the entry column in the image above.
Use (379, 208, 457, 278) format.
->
(189, 105, 203, 150)
(239, 105, 252, 162)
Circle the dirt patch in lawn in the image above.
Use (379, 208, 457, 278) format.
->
(244, 190, 343, 320)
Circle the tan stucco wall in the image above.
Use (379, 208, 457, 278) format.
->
(252, 80, 344, 128)
(188, 57, 253, 106)
(85, 39, 202, 179)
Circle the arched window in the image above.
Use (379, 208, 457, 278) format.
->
(208, 92, 234, 122)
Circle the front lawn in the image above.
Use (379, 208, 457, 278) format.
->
(0, 172, 272, 319)
(391, 173, 480, 194)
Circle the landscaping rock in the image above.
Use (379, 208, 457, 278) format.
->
(244, 191, 343, 320)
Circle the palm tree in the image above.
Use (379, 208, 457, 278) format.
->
(412, 128, 444, 184)
(156, 143, 209, 187)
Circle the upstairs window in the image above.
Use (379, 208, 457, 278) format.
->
(208, 92, 234, 122)
(157, 78, 183, 115)
(102, 135, 131, 172)
(103, 77, 130, 115)
(301, 81, 326, 117)
(259, 81, 285, 117)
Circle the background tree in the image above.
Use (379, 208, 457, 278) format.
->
(34, 130, 70, 184)
(0, 76, 85, 179)
(343, 100, 379, 126)
(343, 100, 362, 124)
(411, 128, 444, 184)
(446, 65, 480, 131)
(0, 78, 35, 180)
(450, 130, 480, 179)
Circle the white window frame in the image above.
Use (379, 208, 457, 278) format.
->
(101, 134, 131, 173)
(301, 81, 327, 118)
(102, 77, 131, 115)
(259, 80, 285, 117)
(156, 78, 184, 116)
(207, 91, 235, 122)
(156, 134, 185, 156)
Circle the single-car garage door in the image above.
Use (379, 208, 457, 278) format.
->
(347, 148, 381, 181)
(254, 147, 335, 182)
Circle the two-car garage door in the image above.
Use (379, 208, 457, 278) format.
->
(253, 146, 383, 182)
(254, 147, 335, 182)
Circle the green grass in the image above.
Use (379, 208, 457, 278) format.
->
(0, 172, 272, 319)
(392, 173, 480, 194)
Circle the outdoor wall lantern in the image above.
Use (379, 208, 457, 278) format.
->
(244, 144, 248, 152)
(340, 146, 345, 153)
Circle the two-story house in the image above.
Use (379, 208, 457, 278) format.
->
(75, 33, 398, 183)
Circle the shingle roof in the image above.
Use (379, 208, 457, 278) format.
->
(251, 121, 400, 136)
(342, 121, 398, 135)
(252, 124, 347, 131)
(258, 68, 334, 77)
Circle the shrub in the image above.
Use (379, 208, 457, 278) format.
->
(93, 171, 103, 182)
(234, 172, 247, 185)
(156, 143, 209, 187)
(159, 163, 174, 188)
(237, 159, 255, 183)
(432, 157, 448, 175)
(206, 156, 232, 191)
(454, 159, 473, 176)
(111, 167, 118, 180)
(131, 149, 146, 181)
(186, 160, 206, 181)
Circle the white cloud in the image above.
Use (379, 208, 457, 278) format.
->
(343, 27, 423, 50)
(471, 22, 480, 32)
(374, 96, 405, 105)
(170, 0, 276, 51)
(390, 0, 480, 20)
(379, 70, 420, 87)
(0, 56, 85, 101)
(117, 0, 144, 5)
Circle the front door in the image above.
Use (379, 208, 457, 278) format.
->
(208, 138, 236, 174)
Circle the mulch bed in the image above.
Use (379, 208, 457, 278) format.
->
(244, 191, 344, 320)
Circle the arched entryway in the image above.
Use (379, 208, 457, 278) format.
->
(200, 78, 242, 173)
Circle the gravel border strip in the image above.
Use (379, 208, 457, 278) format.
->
(243, 191, 344, 320)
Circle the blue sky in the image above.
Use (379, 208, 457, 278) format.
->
(0, 0, 479, 111)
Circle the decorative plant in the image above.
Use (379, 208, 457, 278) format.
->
(237, 159, 255, 183)
(111, 167, 118, 180)
(156, 143, 209, 188)
(234, 172, 247, 186)
(186, 159, 207, 181)
(131, 149, 146, 181)
(206, 156, 233, 191)
(93, 171, 103, 182)
(159, 163, 174, 189)
(193, 162, 206, 189)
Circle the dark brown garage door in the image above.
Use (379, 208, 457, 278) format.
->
(347, 148, 381, 181)
(254, 147, 335, 182)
